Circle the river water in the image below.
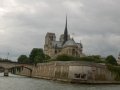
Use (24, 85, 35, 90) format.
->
(0, 73, 119, 90)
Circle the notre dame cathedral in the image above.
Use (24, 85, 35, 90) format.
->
(44, 17, 84, 58)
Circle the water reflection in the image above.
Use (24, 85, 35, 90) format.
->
(0, 73, 119, 90)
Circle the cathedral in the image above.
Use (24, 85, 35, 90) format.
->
(117, 52, 120, 64)
(44, 17, 84, 58)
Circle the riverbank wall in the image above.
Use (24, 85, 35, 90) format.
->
(15, 61, 117, 84)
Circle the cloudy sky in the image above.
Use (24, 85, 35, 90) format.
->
(0, 0, 120, 61)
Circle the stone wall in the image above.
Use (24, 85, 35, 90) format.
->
(16, 61, 115, 83)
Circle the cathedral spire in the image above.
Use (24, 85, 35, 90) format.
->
(63, 15, 68, 44)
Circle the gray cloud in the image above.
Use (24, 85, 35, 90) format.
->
(0, 0, 120, 61)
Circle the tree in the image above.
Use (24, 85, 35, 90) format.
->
(29, 48, 45, 64)
(45, 54, 50, 60)
(18, 55, 28, 64)
(105, 55, 118, 65)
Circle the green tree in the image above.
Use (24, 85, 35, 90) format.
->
(29, 48, 45, 64)
(105, 55, 118, 65)
(45, 54, 50, 60)
(18, 55, 28, 64)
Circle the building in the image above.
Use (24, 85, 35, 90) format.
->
(117, 52, 120, 64)
(44, 17, 84, 58)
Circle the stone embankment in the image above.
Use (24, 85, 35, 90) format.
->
(15, 61, 119, 84)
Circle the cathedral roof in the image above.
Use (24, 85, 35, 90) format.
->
(52, 41, 62, 48)
(63, 39, 77, 47)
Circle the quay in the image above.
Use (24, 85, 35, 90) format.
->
(13, 61, 120, 84)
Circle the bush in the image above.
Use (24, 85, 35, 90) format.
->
(107, 65, 120, 80)
(54, 54, 103, 63)
(56, 54, 74, 61)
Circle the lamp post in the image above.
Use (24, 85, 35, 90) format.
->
(6, 52, 9, 60)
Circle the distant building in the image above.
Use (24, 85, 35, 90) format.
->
(117, 52, 120, 64)
(44, 17, 84, 58)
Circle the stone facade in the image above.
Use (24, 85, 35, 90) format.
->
(44, 17, 84, 58)
(117, 52, 120, 64)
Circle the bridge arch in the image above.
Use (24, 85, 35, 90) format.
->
(0, 66, 11, 76)
(0, 62, 33, 77)
(0, 66, 5, 69)
(9, 66, 32, 77)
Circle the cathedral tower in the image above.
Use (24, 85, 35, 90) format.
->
(44, 33, 56, 55)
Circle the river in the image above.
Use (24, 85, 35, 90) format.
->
(0, 73, 119, 90)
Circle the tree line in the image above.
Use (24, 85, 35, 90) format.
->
(0, 58, 16, 63)
(17, 48, 50, 65)
(18, 48, 118, 66)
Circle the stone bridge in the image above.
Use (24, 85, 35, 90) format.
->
(0, 62, 32, 76)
